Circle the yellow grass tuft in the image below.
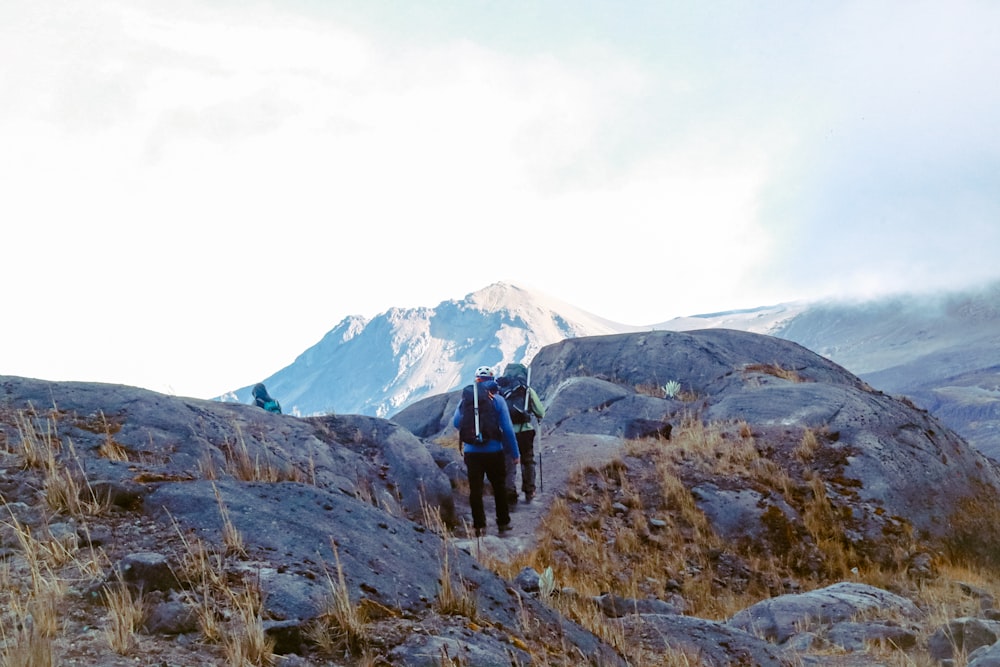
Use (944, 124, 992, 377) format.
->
(309, 540, 370, 656)
(102, 583, 145, 655)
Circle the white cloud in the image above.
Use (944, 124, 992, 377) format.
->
(2, 0, 999, 397)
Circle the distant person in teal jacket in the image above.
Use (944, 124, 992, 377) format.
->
(453, 366, 520, 536)
(252, 383, 282, 414)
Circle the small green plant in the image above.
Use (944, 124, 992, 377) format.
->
(538, 566, 555, 600)
(662, 380, 682, 398)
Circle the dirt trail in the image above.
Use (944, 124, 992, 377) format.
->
(452, 430, 627, 561)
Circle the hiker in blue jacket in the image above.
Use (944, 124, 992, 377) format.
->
(453, 366, 520, 537)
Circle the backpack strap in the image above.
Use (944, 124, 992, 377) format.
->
(473, 380, 481, 442)
(524, 366, 532, 415)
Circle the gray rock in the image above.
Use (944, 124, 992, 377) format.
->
(0, 377, 454, 526)
(617, 613, 787, 667)
(141, 478, 625, 664)
(928, 617, 1000, 661)
(307, 414, 456, 525)
(263, 619, 306, 655)
(824, 620, 919, 651)
(442, 460, 467, 488)
(529, 329, 865, 402)
(117, 552, 180, 592)
(144, 600, 199, 635)
(969, 641, 1000, 667)
(728, 582, 922, 644)
(388, 621, 529, 667)
(593, 593, 682, 618)
(691, 482, 800, 548)
(514, 566, 541, 592)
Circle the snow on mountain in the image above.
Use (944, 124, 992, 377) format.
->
(661, 283, 1000, 458)
(654, 303, 810, 335)
(218, 282, 638, 417)
(217, 279, 1000, 458)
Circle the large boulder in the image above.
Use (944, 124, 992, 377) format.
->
(0, 376, 454, 524)
(727, 582, 922, 644)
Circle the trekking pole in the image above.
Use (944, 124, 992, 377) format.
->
(527, 366, 543, 493)
(537, 417, 543, 493)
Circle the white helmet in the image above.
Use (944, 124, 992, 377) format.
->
(475, 366, 494, 378)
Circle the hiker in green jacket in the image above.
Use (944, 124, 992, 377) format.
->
(497, 363, 545, 504)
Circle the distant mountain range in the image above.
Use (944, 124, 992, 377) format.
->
(218, 281, 1000, 458)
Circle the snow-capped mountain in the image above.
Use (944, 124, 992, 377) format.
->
(218, 282, 639, 417)
(219, 279, 1000, 458)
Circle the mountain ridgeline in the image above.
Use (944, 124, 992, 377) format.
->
(218, 282, 637, 418)
(219, 280, 1000, 459)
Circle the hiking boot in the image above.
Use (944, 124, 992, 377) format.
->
(524, 492, 534, 503)
(498, 522, 512, 535)
(507, 492, 518, 506)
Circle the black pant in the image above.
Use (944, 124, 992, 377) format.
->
(516, 429, 536, 495)
(505, 429, 537, 498)
(464, 450, 509, 529)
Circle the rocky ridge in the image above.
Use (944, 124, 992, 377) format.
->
(2, 328, 1000, 664)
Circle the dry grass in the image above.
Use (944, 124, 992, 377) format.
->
(308, 539, 371, 657)
(794, 428, 821, 463)
(102, 582, 145, 655)
(498, 418, 1000, 666)
(9, 408, 58, 469)
(222, 584, 275, 667)
(436, 540, 478, 620)
(801, 473, 853, 579)
(94, 410, 130, 462)
(744, 362, 806, 383)
(213, 483, 247, 558)
(222, 425, 303, 483)
(0, 613, 55, 667)
(6, 409, 108, 518)
(0, 504, 88, 666)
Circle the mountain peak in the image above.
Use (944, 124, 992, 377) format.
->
(220, 282, 636, 417)
(461, 281, 535, 312)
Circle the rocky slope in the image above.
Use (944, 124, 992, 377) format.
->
(4, 327, 1000, 665)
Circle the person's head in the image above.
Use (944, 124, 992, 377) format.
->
(252, 383, 268, 399)
(474, 366, 494, 382)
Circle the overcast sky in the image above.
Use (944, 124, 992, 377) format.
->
(3, 1, 999, 399)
